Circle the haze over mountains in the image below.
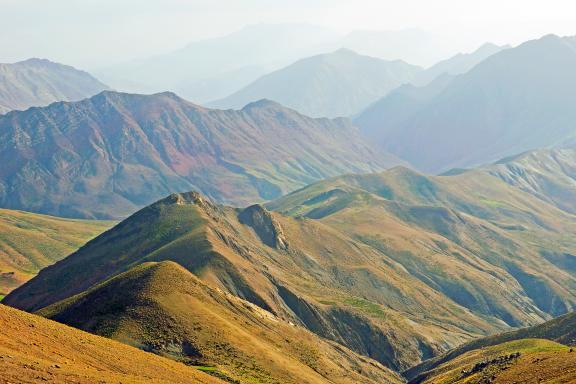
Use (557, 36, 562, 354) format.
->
(97, 24, 341, 102)
(413, 42, 508, 86)
(97, 24, 484, 104)
(0, 58, 109, 114)
(0, 90, 398, 219)
(4, 15, 576, 384)
(211, 49, 421, 117)
(357, 34, 576, 172)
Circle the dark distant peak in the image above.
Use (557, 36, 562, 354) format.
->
(241, 98, 284, 111)
(152, 91, 184, 100)
(386, 165, 420, 176)
(440, 168, 470, 176)
(18, 57, 55, 65)
(89, 90, 186, 106)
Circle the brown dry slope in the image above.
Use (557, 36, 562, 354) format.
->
(408, 339, 576, 384)
(0, 304, 224, 384)
(37, 260, 402, 384)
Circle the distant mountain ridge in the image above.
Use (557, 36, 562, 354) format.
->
(0, 90, 399, 219)
(211, 48, 422, 117)
(97, 23, 341, 102)
(414, 42, 508, 86)
(356, 34, 576, 172)
(0, 58, 109, 114)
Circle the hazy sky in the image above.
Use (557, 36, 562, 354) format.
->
(2, 0, 576, 69)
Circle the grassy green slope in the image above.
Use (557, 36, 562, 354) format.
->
(0, 208, 112, 295)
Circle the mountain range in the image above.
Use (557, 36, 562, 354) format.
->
(98, 24, 486, 104)
(0, 90, 399, 219)
(6, 147, 576, 376)
(96, 23, 341, 102)
(211, 48, 422, 118)
(356, 34, 576, 172)
(413, 42, 508, 86)
(0, 58, 109, 114)
(4, 26, 576, 384)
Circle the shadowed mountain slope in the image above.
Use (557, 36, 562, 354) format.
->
(356, 34, 576, 172)
(5, 192, 508, 371)
(0, 91, 399, 219)
(37, 260, 402, 384)
(268, 151, 576, 328)
(0, 304, 225, 383)
(8, 151, 576, 373)
(0, 208, 112, 296)
(211, 49, 421, 117)
(0, 58, 109, 114)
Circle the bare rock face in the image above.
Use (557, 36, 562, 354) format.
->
(238, 204, 288, 249)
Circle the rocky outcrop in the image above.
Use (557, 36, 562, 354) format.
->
(238, 205, 288, 249)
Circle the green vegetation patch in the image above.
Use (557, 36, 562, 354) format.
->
(343, 297, 388, 319)
(192, 365, 217, 372)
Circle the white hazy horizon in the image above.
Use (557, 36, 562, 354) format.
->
(1, 0, 576, 69)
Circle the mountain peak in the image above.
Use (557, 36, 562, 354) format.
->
(241, 98, 283, 111)
(157, 191, 213, 209)
(17, 57, 55, 66)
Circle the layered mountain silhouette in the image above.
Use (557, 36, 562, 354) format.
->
(211, 49, 422, 117)
(0, 58, 109, 114)
(7, 148, 576, 372)
(356, 34, 576, 172)
(0, 91, 399, 219)
(98, 23, 340, 102)
(413, 42, 508, 86)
